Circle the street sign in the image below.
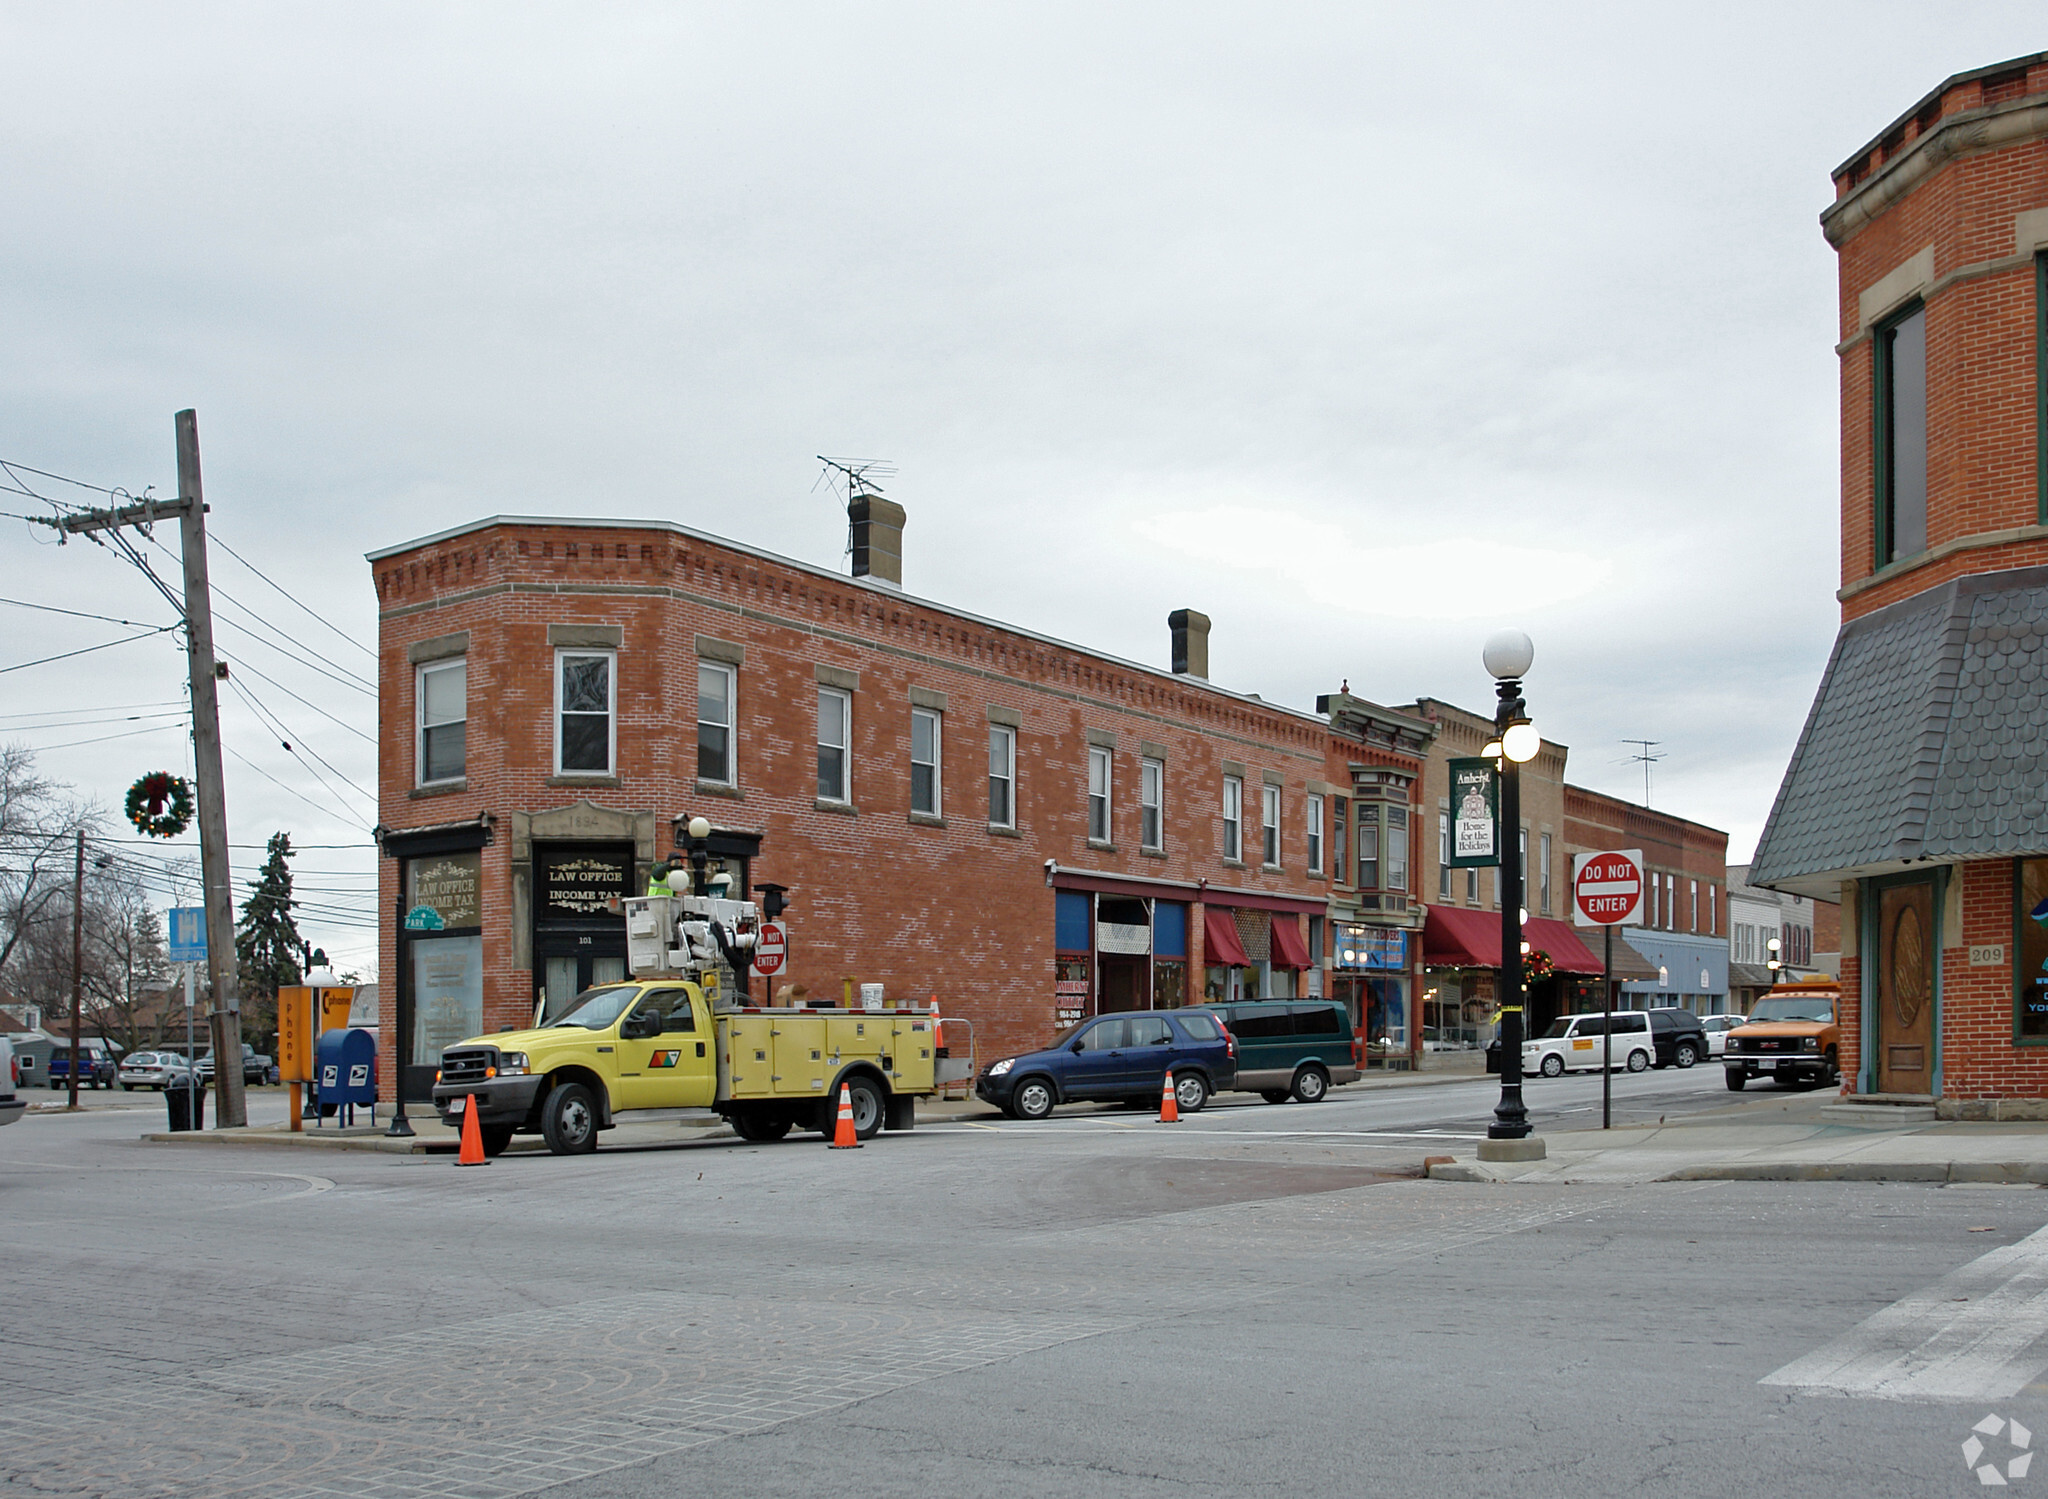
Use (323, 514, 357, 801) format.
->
(168, 906, 207, 963)
(752, 920, 789, 978)
(1447, 757, 1500, 867)
(1572, 848, 1645, 927)
(403, 905, 446, 932)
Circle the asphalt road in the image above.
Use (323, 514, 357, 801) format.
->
(3, 1072, 2042, 1499)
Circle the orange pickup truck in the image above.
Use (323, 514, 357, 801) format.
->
(1723, 982, 1841, 1091)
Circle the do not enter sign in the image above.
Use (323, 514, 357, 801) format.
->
(1572, 849, 1644, 927)
(752, 920, 789, 978)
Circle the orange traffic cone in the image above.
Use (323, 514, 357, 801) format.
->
(1157, 1069, 1179, 1124)
(456, 1095, 488, 1166)
(828, 1083, 862, 1149)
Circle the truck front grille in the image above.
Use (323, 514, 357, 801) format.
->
(439, 1046, 496, 1086)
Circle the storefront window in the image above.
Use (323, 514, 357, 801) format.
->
(1154, 962, 1186, 1009)
(1366, 975, 1407, 1063)
(2018, 859, 2048, 1041)
(412, 934, 483, 1068)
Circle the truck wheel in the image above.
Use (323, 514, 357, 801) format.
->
(732, 1111, 791, 1142)
(1725, 1069, 1746, 1091)
(1012, 1077, 1056, 1121)
(839, 1076, 885, 1140)
(541, 1082, 600, 1154)
(1290, 1066, 1329, 1104)
(480, 1125, 515, 1158)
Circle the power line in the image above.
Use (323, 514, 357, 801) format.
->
(0, 596, 172, 629)
(211, 533, 376, 661)
(224, 673, 376, 806)
(223, 742, 372, 832)
(0, 624, 180, 675)
(217, 653, 375, 745)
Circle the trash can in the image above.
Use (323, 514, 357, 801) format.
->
(165, 1077, 206, 1132)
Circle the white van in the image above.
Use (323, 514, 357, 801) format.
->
(0, 1037, 24, 1127)
(1523, 1012, 1656, 1077)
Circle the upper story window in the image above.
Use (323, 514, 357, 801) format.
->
(1385, 806, 1408, 892)
(988, 724, 1016, 829)
(1437, 807, 1452, 898)
(1539, 832, 1553, 914)
(1087, 745, 1112, 843)
(1305, 793, 1323, 874)
(911, 707, 942, 816)
(1261, 784, 1281, 868)
(1356, 804, 1379, 889)
(417, 658, 466, 786)
(1222, 775, 1243, 862)
(818, 687, 851, 803)
(1876, 302, 1928, 566)
(697, 661, 735, 786)
(1333, 798, 1347, 882)
(555, 651, 614, 775)
(1141, 757, 1164, 851)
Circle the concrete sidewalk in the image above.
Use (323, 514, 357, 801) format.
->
(1426, 1090, 2048, 1185)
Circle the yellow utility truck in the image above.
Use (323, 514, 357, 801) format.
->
(430, 893, 968, 1155)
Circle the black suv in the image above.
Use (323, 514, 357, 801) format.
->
(1644, 1007, 1708, 1069)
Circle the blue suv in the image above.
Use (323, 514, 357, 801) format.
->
(976, 1010, 1237, 1120)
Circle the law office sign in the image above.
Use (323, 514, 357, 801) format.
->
(1447, 757, 1500, 868)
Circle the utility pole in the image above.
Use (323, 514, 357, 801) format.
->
(67, 830, 83, 1109)
(39, 411, 247, 1125)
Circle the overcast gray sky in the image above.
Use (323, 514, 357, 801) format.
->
(3, 4, 2042, 973)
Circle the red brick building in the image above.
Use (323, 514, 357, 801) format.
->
(368, 502, 1435, 1099)
(1751, 53, 2048, 1112)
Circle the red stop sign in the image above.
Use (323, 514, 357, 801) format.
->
(752, 920, 789, 977)
(1573, 849, 1644, 927)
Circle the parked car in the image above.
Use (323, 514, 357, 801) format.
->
(976, 1010, 1237, 1120)
(118, 1052, 194, 1090)
(47, 1046, 115, 1090)
(1644, 1007, 1708, 1069)
(1724, 990, 1841, 1090)
(0, 1037, 24, 1127)
(1701, 1014, 1747, 1058)
(194, 1044, 272, 1087)
(1191, 1000, 1358, 1103)
(1523, 1012, 1657, 1077)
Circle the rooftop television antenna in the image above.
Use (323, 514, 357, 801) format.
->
(1622, 738, 1664, 807)
(814, 457, 897, 558)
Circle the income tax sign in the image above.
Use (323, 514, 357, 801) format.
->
(1572, 849, 1645, 927)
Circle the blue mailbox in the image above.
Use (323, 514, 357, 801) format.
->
(315, 1027, 377, 1126)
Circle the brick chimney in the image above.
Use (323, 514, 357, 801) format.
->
(1169, 609, 1210, 679)
(849, 494, 906, 590)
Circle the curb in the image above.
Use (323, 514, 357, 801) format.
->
(1660, 1161, 2048, 1185)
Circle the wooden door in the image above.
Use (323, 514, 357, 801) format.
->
(1876, 882, 1935, 1094)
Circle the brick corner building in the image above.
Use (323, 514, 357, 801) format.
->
(368, 499, 1439, 1102)
(1752, 52, 2048, 1111)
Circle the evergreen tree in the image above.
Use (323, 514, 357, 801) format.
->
(235, 832, 302, 1053)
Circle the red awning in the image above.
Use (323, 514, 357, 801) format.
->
(1422, 907, 1606, 976)
(1270, 914, 1312, 971)
(1522, 918, 1604, 976)
(1203, 906, 1251, 968)
(1422, 905, 1502, 969)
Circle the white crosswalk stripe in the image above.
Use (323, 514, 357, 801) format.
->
(1764, 1222, 2048, 1401)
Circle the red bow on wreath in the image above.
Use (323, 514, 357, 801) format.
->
(126, 772, 195, 839)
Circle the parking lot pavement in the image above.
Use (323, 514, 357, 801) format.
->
(7, 1090, 2048, 1499)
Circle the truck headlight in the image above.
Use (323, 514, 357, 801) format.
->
(499, 1053, 530, 1075)
(1799, 1038, 1818, 1053)
(989, 1058, 1014, 1077)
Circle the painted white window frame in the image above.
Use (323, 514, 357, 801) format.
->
(1261, 784, 1281, 868)
(818, 686, 852, 803)
(1087, 745, 1112, 843)
(911, 706, 942, 816)
(696, 659, 736, 787)
(1140, 756, 1164, 851)
(988, 724, 1016, 829)
(1222, 775, 1243, 862)
(416, 657, 466, 787)
(1305, 792, 1323, 874)
(553, 648, 616, 776)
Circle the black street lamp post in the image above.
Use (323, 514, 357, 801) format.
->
(1483, 629, 1541, 1145)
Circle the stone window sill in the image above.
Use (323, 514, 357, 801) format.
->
(909, 812, 946, 829)
(547, 774, 620, 788)
(1221, 858, 1245, 870)
(695, 781, 744, 801)
(1141, 846, 1168, 859)
(815, 798, 857, 817)
(1088, 839, 1116, 854)
(988, 823, 1022, 839)
(410, 779, 468, 799)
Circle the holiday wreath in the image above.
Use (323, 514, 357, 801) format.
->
(126, 771, 194, 838)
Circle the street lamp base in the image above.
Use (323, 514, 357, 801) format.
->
(385, 1115, 416, 1138)
(1477, 1137, 1547, 1162)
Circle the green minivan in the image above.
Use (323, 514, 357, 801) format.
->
(1193, 1001, 1359, 1103)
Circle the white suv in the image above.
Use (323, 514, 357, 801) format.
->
(0, 1037, 24, 1127)
(1523, 1011, 1657, 1077)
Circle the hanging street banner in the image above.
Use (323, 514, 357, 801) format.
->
(1447, 757, 1500, 868)
(1572, 848, 1645, 927)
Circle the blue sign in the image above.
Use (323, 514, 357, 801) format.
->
(1335, 926, 1407, 971)
(168, 907, 207, 963)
